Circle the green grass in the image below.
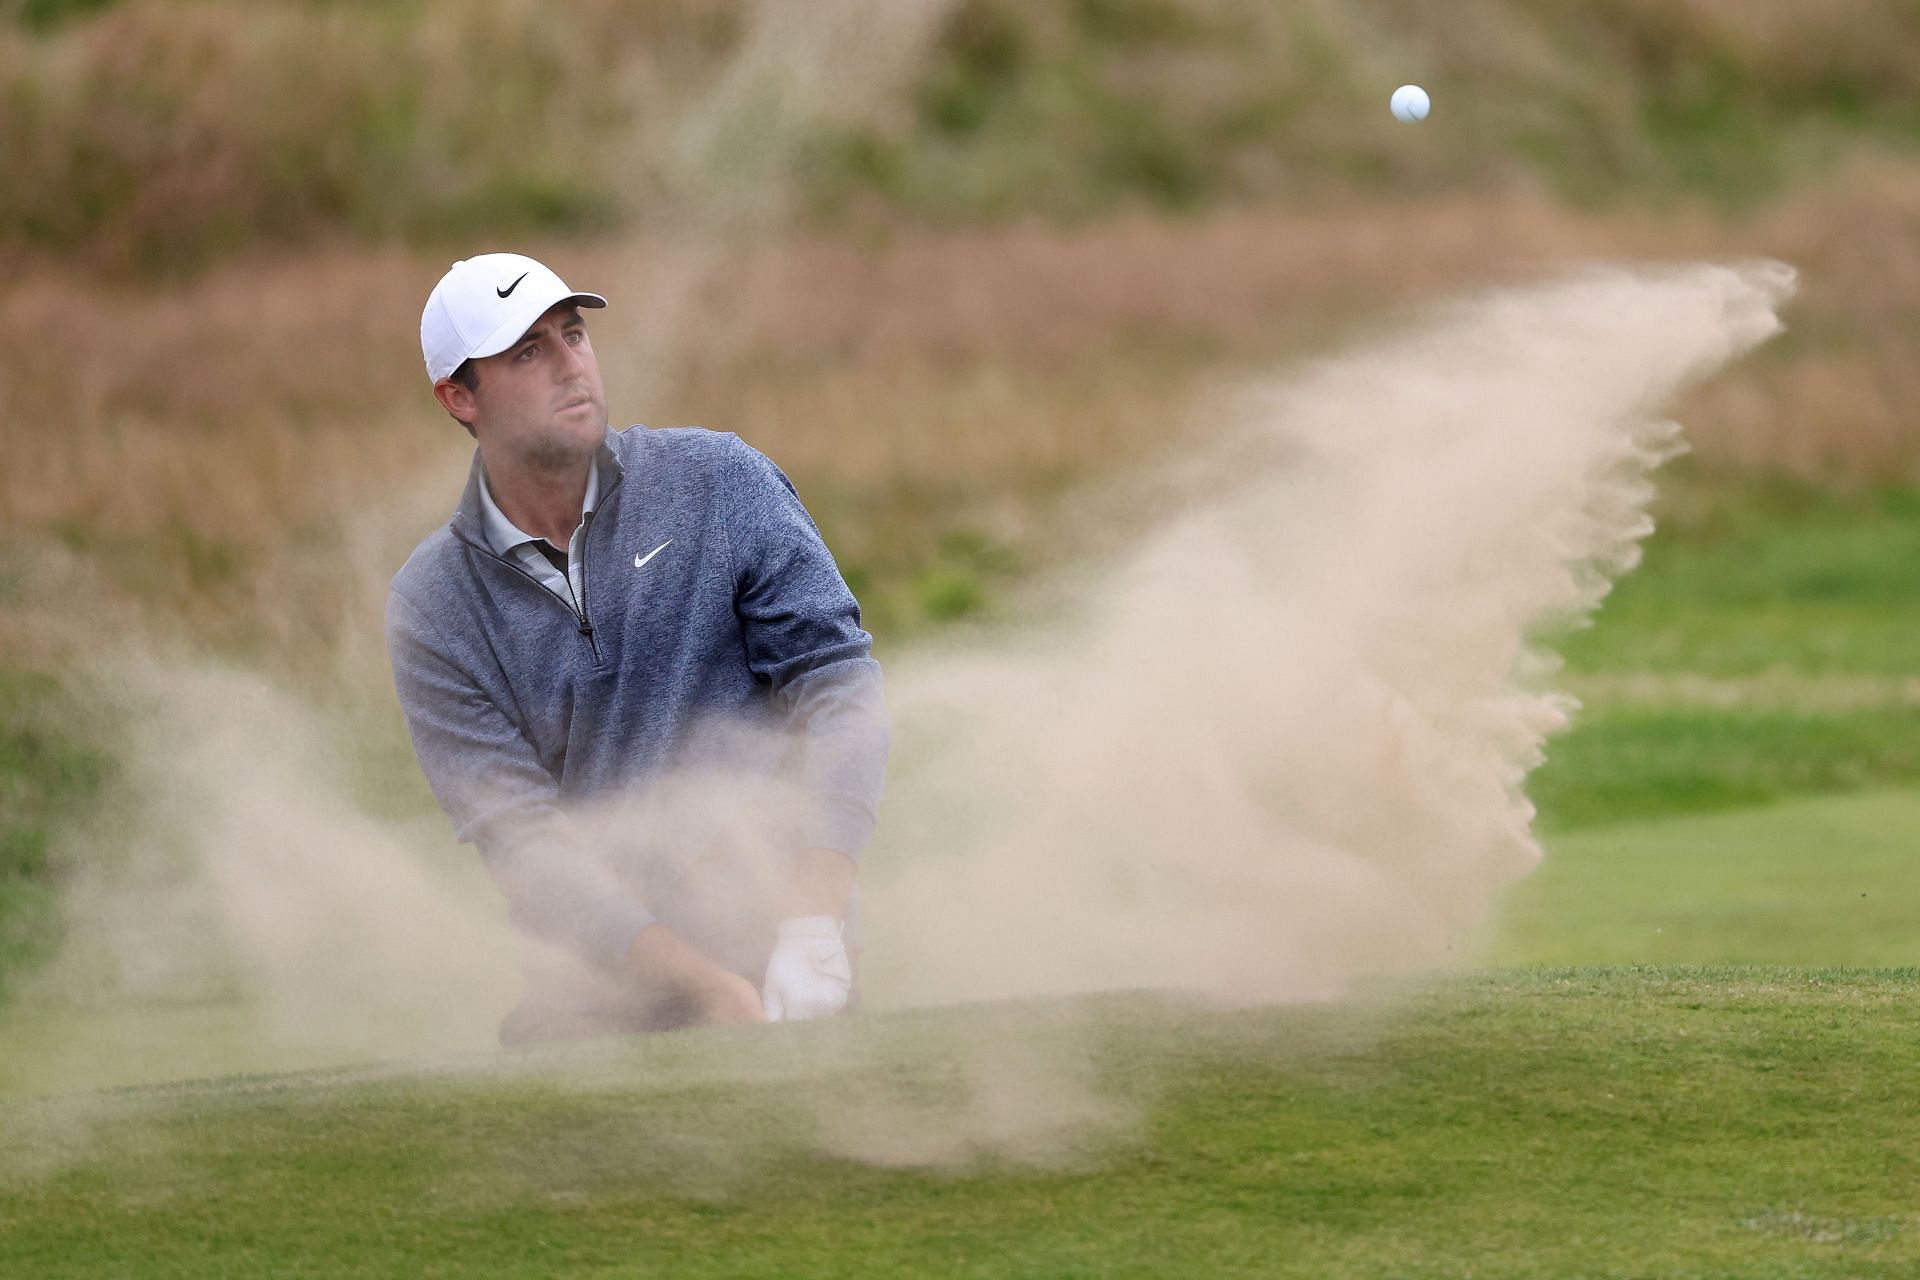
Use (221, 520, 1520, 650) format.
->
(1531, 705, 1920, 831)
(1491, 471, 1920, 965)
(4, 466, 1919, 1271)
(0, 667, 110, 995)
(1558, 475, 1920, 678)
(4, 971, 1917, 1277)
(1492, 789, 1920, 967)
(14, 0, 1920, 273)
(1523, 470, 1920, 826)
(2, 0, 118, 32)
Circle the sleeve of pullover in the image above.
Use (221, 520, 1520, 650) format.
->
(721, 434, 891, 861)
(385, 588, 656, 969)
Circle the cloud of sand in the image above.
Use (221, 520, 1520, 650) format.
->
(806, 257, 1797, 1168)
(0, 259, 1794, 1182)
(0, 0, 1798, 1175)
(863, 259, 1799, 1009)
(0, 0, 959, 1096)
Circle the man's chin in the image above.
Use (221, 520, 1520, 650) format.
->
(559, 402, 608, 439)
(520, 423, 604, 473)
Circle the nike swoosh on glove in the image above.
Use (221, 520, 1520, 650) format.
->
(761, 915, 852, 1022)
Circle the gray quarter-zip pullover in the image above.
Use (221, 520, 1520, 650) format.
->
(385, 424, 888, 975)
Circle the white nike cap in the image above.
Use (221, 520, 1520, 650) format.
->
(419, 252, 608, 383)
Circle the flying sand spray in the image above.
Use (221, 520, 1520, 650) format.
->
(0, 0, 1798, 1169)
(862, 260, 1798, 1012)
(2, 257, 1797, 1167)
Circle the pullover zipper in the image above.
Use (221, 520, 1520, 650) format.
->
(574, 510, 597, 659)
(449, 455, 620, 665)
(452, 520, 602, 664)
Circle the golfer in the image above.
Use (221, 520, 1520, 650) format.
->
(387, 252, 889, 1044)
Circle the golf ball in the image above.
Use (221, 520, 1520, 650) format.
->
(1391, 84, 1430, 123)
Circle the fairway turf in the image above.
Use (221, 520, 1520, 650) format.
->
(6, 333, 1920, 1276)
(1492, 789, 1920, 967)
(3, 972, 1917, 1278)
(1530, 706, 1920, 830)
(1558, 476, 1920, 678)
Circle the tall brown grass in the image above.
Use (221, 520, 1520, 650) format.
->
(0, 0, 744, 273)
(4, 160, 1919, 682)
(5, 0, 1920, 274)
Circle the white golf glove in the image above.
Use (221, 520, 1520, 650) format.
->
(761, 915, 852, 1022)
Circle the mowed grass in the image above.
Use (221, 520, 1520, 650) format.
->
(1529, 705, 1920, 831)
(1495, 468, 1920, 969)
(4, 971, 1918, 1278)
(1491, 789, 1920, 967)
(4, 387, 1919, 1271)
(1524, 466, 1920, 838)
(1557, 475, 1920, 678)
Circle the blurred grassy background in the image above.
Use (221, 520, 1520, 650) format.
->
(2, 0, 1919, 1006)
(4, 0, 1920, 274)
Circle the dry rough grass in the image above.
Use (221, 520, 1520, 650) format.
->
(0, 0, 746, 271)
(7, 0, 1920, 275)
(3, 162, 1918, 670)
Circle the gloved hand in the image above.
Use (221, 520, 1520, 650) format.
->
(761, 915, 852, 1022)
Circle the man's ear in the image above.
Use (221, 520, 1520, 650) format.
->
(432, 377, 478, 429)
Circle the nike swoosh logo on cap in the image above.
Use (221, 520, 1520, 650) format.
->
(496, 271, 530, 298)
(633, 540, 672, 569)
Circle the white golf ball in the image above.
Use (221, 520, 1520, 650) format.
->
(1391, 84, 1430, 123)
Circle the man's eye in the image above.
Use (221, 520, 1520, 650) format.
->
(518, 345, 537, 360)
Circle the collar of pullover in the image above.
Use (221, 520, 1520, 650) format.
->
(477, 453, 600, 556)
(453, 425, 626, 555)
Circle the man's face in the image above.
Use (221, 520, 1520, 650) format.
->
(438, 303, 608, 471)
